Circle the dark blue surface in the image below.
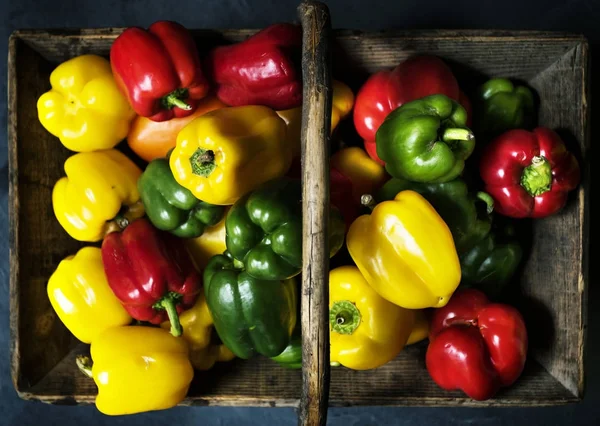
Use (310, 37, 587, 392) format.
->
(2, 0, 598, 424)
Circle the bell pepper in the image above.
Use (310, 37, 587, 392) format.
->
(479, 127, 581, 218)
(184, 213, 228, 270)
(161, 291, 235, 370)
(101, 218, 201, 336)
(138, 157, 225, 238)
(203, 251, 297, 359)
(110, 20, 210, 122)
(127, 95, 225, 162)
(276, 79, 355, 158)
(225, 177, 345, 280)
(76, 326, 194, 415)
(329, 266, 415, 370)
(52, 149, 145, 242)
(37, 54, 136, 152)
(426, 288, 528, 401)
(169, 105, 291, 206)
(47, 247, 132, 344)
(476, 78, 535, 139)
(407, 309, 430, 345)
(376, 94, 475, 183)
(205, 23, 302, 110)
(346, 190, 461, 309)
(270, 323, 302, 369)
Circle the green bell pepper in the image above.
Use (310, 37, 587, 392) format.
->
(204, 251, 297, 359)
(270, 326, 302, 369)
(375, 94, 475, 183)
(138, 158, 225, 238)
(476, 78, 535, 139)
(225, 177, 345, 281)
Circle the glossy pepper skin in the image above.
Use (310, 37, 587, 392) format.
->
(184, 213, 228, 270)
(480, 127, 580, 218)
(169, 105, 291, 205)
(270, 322, 302, 369)
(161, 291, 235, 371)
(37, 54, 135, 152)
(426, 289, 528, 401)
(376, 94, 475, 183)
(203, 252, 297, 359)
(347, 190, 461, 309)
(477, 78, 535, 139)
(77, 326, 194, 416)
(205, 23, 302, 110)
(225, 177, 345, 280)
(330, 266, 415, 370)
(101, 218, 201, 336)
(407, 310, 430, 345)
(52, 149, 145, 242)
(47, 247, 132, 344)
(127, 96, 225, 162)
(138, 157, 225, 238)
(110, 20, 210, 122)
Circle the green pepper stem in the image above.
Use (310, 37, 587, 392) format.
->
(76, 355, 93, 379)
(330, 300, 361, 335)
(154, 292, 183, 337)
(233, 258, 245, 270)
(442, 128, 474, 142)
(190, 148, 217, 178)
(330, 361, 341, 367)
(162, 88, 192, 111)
(521, 155, 552, 196)
(360, 194, 377, 211)
(476, 191, 495, 215)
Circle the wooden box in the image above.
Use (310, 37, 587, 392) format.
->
(8, 1, 590, 424)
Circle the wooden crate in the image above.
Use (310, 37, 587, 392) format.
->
(8, 1, 590, 424)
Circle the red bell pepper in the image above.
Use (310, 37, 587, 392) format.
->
(101, 218, 201, 337)
(205, 23, 302, 110)
(353, 55, 463, 164)
(426, 288, 528, 401)
(110, 20, 210, 122)
(479, 127, 580, 218)
(330, 167, 359, 231)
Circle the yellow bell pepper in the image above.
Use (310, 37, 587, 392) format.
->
(346, 190, 461, 310)
(47, 247, 132, 344)
(184, 212, 227, 270)
(277, 79, 354, 157)
(170, 105, 291, 205)
(77, 326, 194, 416)
(329, 265, 415, 370)
(161, 291, 235, 370)
(406, 310, 430, 345)
(37, 54, 135, 152)
(52, 149, 144, 242)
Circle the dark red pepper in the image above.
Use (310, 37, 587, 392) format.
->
(205, 23, 302, 110)
(110, 20, 210, 122)
(353, 55, 463, 164)
(101, 218, 201, 336)
(329, 167, 360, 231)
(479, 127, 580, 218)
(426, 289, 528, 401)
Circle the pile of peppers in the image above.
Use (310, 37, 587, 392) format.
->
(37, 19, 582, 416)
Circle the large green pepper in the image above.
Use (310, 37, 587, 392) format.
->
(138, 158, 225, 238)
(375, 94, 475, 183)
(476, 78, 535, 139)
(270, 325, 302, 369)
(225, 177, 345, 281)
(204, 251, 297, 359)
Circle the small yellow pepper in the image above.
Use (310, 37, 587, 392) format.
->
(406, 310, 430, 345)
(277, 79, 354, 157)
(37, 54, 135, 152)
(169, 105, 291, 205)
(77, 326, 194, 416)
(161, 292, 235, 370)
(47, 247, 132, 344)
(347, 190, 461, 310)
(52, 149, 144, 242)
(184, 212, 227, 270)
(329, 265, 415, 370)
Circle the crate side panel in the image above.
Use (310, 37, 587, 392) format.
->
(524, 42, 590, 398)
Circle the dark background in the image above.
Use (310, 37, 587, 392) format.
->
(1, 0, 597, 424)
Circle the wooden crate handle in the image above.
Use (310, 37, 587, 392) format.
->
(297, 1, 333, 425)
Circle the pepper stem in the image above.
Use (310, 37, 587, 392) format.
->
(330, 300, 361, 335)
(233, 258, 245, 270)
(442, 128, 474, 142)
(162, 88, 192, 111)
(76, 355, 93, 379)
(153, 292, 183, 337)
(104, 200, 145, 236)
(190, 148, 217, 178)
(521, 155, 552, 196)
(360, 194, 377, 211)
(476, 191, 495, 215)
